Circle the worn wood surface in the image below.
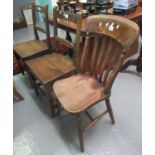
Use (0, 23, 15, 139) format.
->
(53, 74, 105, 113)
(14, 40, 49, 59)
(26, 53, 75, 85)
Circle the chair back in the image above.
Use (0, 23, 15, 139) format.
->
(79, 15, 139, 94)
(32, 3, 51, 49)
(53, 6, 82, 57)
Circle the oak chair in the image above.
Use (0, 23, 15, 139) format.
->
(14, 3, 51, 61)
(53, 15, 139, 152)
(25, 6, 82, 117)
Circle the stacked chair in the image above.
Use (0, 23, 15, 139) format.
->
(25, 6, 82, 117)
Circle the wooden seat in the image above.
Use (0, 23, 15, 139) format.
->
(26, 53, 75, 85)
(53, 74, 107, 113)
(25, 6, 82, 116)
(53, 15, 139, 152)
(14, 3, 51, 61)
(14, 40, 49, 59)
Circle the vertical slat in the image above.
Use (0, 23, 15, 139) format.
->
(90, 36, 99, 75)
(80, 34, 90, 73)
(102, 42, 123, 87)
(94, 36, 109, 77)
(98, 38, 113, 75)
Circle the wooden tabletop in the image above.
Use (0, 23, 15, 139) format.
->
(48, 6, 142, 32)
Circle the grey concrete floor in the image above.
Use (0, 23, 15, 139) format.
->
(13, 26, 142, 155)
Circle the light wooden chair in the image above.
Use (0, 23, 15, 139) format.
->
(25, 6, 82, 117)
(53, 15, 139, 152)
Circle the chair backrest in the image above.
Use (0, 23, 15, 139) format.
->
(53, 6, 82, 57)
(31, 3, 51, 49)
(79, 15, 139, 94)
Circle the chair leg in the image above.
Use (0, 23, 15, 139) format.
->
(56, 100, 61, 115)
(13, 86, 24, 101)
(26, 67, 34, 89)
(76, 113, 84, 152)
(31, 74, 39, 96)
(105, 98, 115, 124)
(44, 85, 55, 117)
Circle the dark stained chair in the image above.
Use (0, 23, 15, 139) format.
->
(53, 15, 140, 152)
(14, 3, 51, 61)
(25, 6, 82, 116)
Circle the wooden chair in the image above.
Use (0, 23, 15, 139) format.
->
(25, 6, 82, 116)
(13, 3, 51, 61)
(53, 15, 139, 152)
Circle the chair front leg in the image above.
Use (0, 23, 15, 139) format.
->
(44, 84, 55, 117)
(76, 113, 84, 152)
(105, 98, 115, 124)
(30, 73, 39, 96)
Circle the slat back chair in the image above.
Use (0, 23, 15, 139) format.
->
(53, 6, 82, 59)
(25, 7, 82, 117)
(53, 15, 139, 152)
(14, 3, 51, 61)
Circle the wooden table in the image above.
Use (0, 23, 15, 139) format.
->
(48, 6, 142, 72)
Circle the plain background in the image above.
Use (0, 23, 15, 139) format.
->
(0, 0, 155, 154)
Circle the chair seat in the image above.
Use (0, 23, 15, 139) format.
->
(14, 40, 49, 59)
(25, 53, 75, 85)
(53, 74, 105, 113)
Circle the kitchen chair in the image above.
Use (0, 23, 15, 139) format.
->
(14, 3, 51, 61)
(53, 15, 139, 152)
(25, 6, 82, 117)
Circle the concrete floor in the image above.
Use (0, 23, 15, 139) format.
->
(13, 26, 142, 155)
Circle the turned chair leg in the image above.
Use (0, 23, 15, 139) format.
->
(76, 113, 84, 152)
(105, 98, 115, 124)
